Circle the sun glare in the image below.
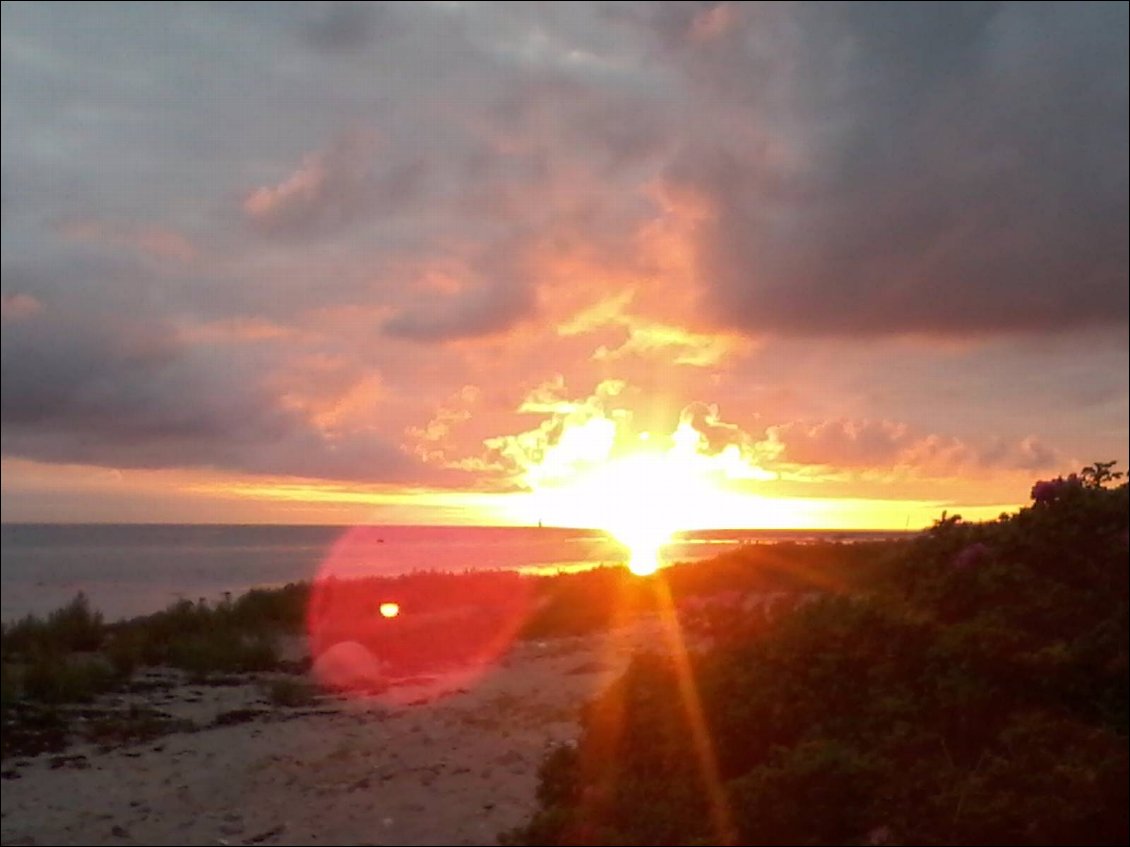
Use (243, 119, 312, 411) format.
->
(589, 454, 685, 576)
(623, 531, 665, 576)
(530, 444, 736, 576)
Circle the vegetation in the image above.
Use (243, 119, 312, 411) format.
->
(1, 584, 309, 704)
(0, 583, 311, 757)
(506, 464, 1128, 846)
(0, 530, 899, 758)
(4, 462, 1125, 845)
(0, 528, 894, 709)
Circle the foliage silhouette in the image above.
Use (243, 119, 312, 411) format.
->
(506, 465, 1129, 846)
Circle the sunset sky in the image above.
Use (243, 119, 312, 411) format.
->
(2, 1, 1127, 530)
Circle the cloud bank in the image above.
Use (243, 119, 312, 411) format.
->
(1, 2, 1125, 513)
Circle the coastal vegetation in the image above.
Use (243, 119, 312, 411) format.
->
(0, 537, 894, 760)
(3, 463, 1126, 846)
(505, 463, 1129, 845)
(1, 536, 893, 722)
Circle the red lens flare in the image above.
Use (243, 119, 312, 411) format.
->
(306, 527, 532, 704)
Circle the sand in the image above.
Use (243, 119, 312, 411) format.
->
(0, 618, 671, 847)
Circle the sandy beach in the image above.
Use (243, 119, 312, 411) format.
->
(1, 618, 670, 847)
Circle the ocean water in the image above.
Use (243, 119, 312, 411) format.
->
(0, 523, 909, 623)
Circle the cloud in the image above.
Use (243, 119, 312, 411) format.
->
(482, 378, 628, 482)
(561, 291, 743, 366)
(0, 325, 422, 484)
(407, 385, 483, 466)
(766, 418, 1064, 475)
(0, 2, 1123, 515)
(766, 419, 915, 468)
(58, 218, 196, 263)
(1, 292, 43, 321)
(653, 3, 1129, 337)
(243, 131, 424, 237)
(300, 2, 385, 52)
(243, 131, 374, 235)
(0, 262, 427, 484)
(381, 236, 540, 341)
(381, 276, 536, 341)
(678, 401, 749, 454)
(475, 378, 780, 491)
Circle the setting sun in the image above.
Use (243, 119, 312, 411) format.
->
(524, 428, 762, 574)
(576, 453, 694, 576)
(1, 5, 1124, 845)
(622, 530, 666, 577)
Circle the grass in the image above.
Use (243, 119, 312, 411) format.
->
(0, 584, 312, 757)
(1, 538, 909, 759)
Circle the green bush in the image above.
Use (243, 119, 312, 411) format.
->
(20, 650, 119, 705)
(509, 466, 1129, 846)
(1, 593, 106, 658)
(166, 631, 279, 677)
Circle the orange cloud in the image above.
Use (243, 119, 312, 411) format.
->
(407, 385, 483, 467)
(558, 291, 744, 366)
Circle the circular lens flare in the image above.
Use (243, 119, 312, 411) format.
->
(306, 527, 531, 704)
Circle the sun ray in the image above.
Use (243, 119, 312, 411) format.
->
(648, 574, 737, 845)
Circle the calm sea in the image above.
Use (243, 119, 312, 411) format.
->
(0, 523, 909, 623)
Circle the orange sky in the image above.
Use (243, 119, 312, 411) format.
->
(1, 3, 1126, 530)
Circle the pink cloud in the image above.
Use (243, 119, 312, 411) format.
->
(175, 317, 304, 345)
(1, 293, 43, 321)
(691, 3, 740, 42)
(766, 418, 1063, 475)
(767, 419, 914, 468)
(243, 131, 380, 235)
(58, 218, 196, 262)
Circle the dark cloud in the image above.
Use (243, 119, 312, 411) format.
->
(1, 1, 1124, 501)
(300, 2, 386, 52)
(382, 236, 539, 342)
(0, 257, 426, 483)
(659, 2, 1129, 337)
(381, 282, 536, 342)
(243, 131, 427, 237)
(2, 304, 274, 455)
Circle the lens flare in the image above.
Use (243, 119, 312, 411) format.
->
(306, 527, 531, 704)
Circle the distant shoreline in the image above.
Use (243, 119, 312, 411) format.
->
(1, 524, 917, 625)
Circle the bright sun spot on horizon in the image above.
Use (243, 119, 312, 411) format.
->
(522, 417, 775, 576)
(580, 453, 689, 576)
